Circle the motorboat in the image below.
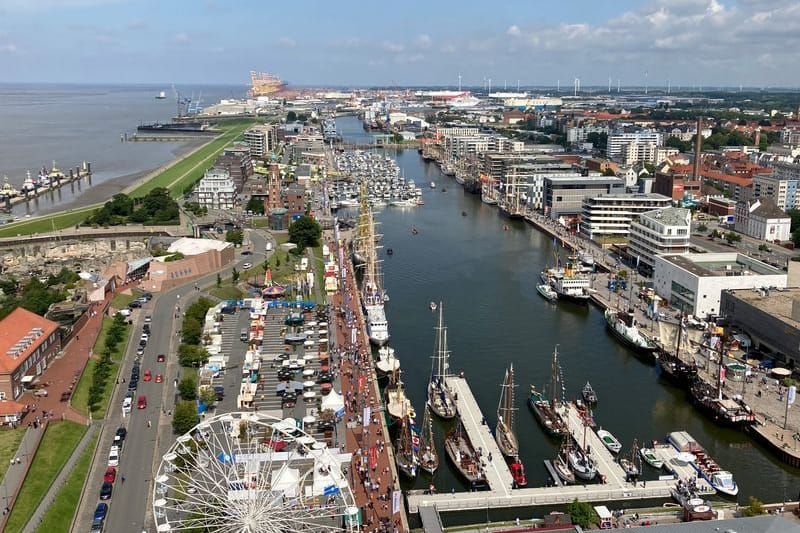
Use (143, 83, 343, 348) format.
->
(604, 308, 658, 356)
(508, 457, 528, 488)
(429, 301, 437, 311)
(596, 428, 622, 454)
(536, 283, 558, 302)
(668, 431, 739, 497)
(582, 382, 597, 405)
(639, 446, 664, 469)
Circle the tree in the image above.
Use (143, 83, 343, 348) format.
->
(178, 375, 198, 401)
(601, 167, 616, 177)
(288, 215, 322, 251)
(178, 344, 209, 367)
(758, 243, 771, 252)
(226, 229, 244, 246)
(697, 223, 708, 233)
(216, 273, 222, 288)
(199, 387, 217, 410)
(231, 268, 240, 284)
(286, 110, 297, 122)
(665, 136, 692, 152)
(725, 231, 742, 244)
(741, 496, 766, 517)
(172, 400, 199, 435)
(181, 317, 203, 345)
(246, 196, 265, 215)
(567, 499, 597, 528)
(585, 132, 608, 153)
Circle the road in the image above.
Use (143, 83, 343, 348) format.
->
(74, 228, 273, 533)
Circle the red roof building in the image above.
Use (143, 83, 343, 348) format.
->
(0, 308, 61, 400)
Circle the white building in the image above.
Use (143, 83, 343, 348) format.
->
(734, 198, 792, 242)
(579, 193, 672, 240)
(566, 125, 609, 144)
(195, 168, 236, 210)
(607, 131, 664, 161)
(627, 207, 691, 270)
(653, 253, 787, 318)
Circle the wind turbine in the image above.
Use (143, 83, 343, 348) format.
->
(458, 73, 462, 92)
(644, 70, 649, 95)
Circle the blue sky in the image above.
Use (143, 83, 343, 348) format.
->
(0, 0, 798, 87)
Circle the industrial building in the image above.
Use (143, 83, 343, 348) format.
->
(653, 252, 787, 319)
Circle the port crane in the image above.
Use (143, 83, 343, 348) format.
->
(171, 84, 203, 117)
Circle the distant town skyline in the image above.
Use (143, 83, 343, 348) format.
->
(1, 0, 799, 88)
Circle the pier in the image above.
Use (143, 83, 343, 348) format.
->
(406, 387, 713, 515)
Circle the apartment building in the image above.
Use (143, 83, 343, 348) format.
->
(607, 131, 664, 161)
(579, 193, 672, 240)
(543, 175, 625, 220)
(243, 124, 278, 159)
(195, 168, 236, 210)
(628, 207, 691, 270)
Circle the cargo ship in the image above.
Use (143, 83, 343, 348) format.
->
(249, 70, 288, 97)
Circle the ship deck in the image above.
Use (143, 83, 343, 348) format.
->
(406, 386, 714, 514)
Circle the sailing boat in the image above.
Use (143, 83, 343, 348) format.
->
(375, 346, 400, 377)
(568, 420, 598, 481)
(620, 438, 641, 480)
(444, 420, 487, 487)
(419, 405, 439, 474)
(427, 304, 456, 419)
(553, 436, 576, 485)
(495, 364, 519, 458)
(395, 414, 420, 478)
(528, 346, 567, 436)
(385, 370, 414, 423)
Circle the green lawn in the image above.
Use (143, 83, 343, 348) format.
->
(35, 430, 99, 533)
(310, 246, 326, 304)
(110, 291, 137, 310)
(0, 428, 26, 481)
(209, 285, 245, 300)
(5, 421, 87, 533)
(71, 317, 130, 418)
(0, 208, 97, 238)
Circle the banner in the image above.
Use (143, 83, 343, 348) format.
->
(789, 385, 797, 405)
(720, 365, 726, 384)
(369, 446, 377, 470)
(392, 489, 401, 515)
(351, 327, 357, 345)
(358, 375, 365, 393)
(363, 406, 371, 426)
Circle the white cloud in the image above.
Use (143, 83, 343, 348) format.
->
(415, 34, 431, 49)
(0, 43, 17, 53)
(506, 25, 520, 36)
(173, 32, 190, 44)
(277, 37, 296, 48)
(381, 41, 404, 53)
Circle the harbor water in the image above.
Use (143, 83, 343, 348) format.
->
(335, 116, 799, 511)
(0, 83, 244, 216)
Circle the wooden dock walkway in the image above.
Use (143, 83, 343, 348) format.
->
(446, 376, 515, 495)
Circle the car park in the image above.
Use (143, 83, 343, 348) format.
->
(100, 481, 113, 500)
(103, 467, 117, 484)
(137, 395, 147, 409)
(107, 446, 120, 467)
(155, 373, 163, 383)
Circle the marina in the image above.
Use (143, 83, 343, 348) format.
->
(0, 161, 92, 212)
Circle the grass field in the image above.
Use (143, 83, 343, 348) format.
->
(0, 427, 26, 481)
(71, 317, 130, 418)
(209, 285, 245, 300)
(4, 421, 86, 533)
(110, 291, 137, 310)
(0, 120, 254, 238)
(34, 430, 99, 533)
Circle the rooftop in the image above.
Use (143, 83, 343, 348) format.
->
(591, 193, 672, 201)
(167, 237, 232, 256)
(661, 252, 784, 277)
(640, 207, 691, 226)
(726, 286, 800, 328)
(0, 308, 60, 374)
(613, 515, 798, 533)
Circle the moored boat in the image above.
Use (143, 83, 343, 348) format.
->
(552, 436, 576, 485)
(581, 382, 597, 405)
(639, 446, 664, 469)
(667, 430, 739, 497)
(604, 308, 658, 356)
(385, 371, 414, 423)
(375, 346, 400, 377)
(508, 457, 528, 488)
(550, 259, 590, 303)
(444, 421, 487, 487)
(428, 304, 457, 419)
(429, 301, 437, 311)
(528, 346, 567, 436)
(568, 447, 597, 481)
(536, 283, 558, 302)
(596, 428, 622, 454)
(395, 415, 419, 478)
(495, 364, 520, 458)
(419, 405, 439, 475)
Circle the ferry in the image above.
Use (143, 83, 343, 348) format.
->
(668, 431, 739, 497)
(604, 308, 658, 356)
(549, 258, 590, 303)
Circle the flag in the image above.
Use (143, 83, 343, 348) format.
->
(358, 375, 365, 393)
(720, 365, 726, 383)
(392, 490, 401, 515)
(409, 423, 421, 433)
(789, 385, 797, 405)
(363, 406, 371, 425)
(369, 446, 378, 469)
(323, 484, 341, 496)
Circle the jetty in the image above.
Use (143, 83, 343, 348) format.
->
(406, 392, 713, 515)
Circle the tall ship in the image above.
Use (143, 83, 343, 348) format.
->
(385, 371, 414, 423)
(604, 307, 658, 356)
(419, 405, 439, 474)
(549, 257, 590, 303)
(495, 364, 519, 458)
(248, 70, 288, 97)
(528, 346, 568, 436)
(427, 304, 457, 420)
(656, 317, 698, 387)
(375, 346, 400, 377)
(355, 186, 390, 346)
(444, 420, 487, 488)
(552, 436, 576, 485)
(395, 414, 420, 478)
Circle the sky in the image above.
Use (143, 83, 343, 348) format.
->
(0, 0, 798, 88)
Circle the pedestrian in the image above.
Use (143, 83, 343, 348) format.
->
(121, 474, 126, 484)
(147, 420, 152, 428)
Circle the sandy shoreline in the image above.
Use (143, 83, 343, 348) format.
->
(26, 140, 206, 216)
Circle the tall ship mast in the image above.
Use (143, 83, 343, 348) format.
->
(356, 184, 390, 346)
(427, 304, 456, 419)
(248, 70, 288, 97)
(495, 364, 519, 458)
(528, 345, 568, 436)
(419, 405, 439, 474)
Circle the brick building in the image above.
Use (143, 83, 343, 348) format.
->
(214, 144, 254, 193)
(0, 308, 61, 400)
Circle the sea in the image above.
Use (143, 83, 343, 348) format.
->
(0, 83, 246, 216)
(333, 115, 799, 524)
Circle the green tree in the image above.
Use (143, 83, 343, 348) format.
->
(216, 273, 222, 288)
(199, 387, 217, 410)
(172, 400, 199, 435)
(697, 223, 708, 233)
(246, 196, 265, 215)
(226, 229, 244, 246)
(178, 375, 198, 400)
(178, 344, 209, 367)
(601, 167, 616, 177)
(758, 243, 771, 252)
(231, 268, 240, 284)
(567, 499, 597, 528)
(286, 110, 297, 122)
(106, 194, 134, 217)
(181, 317, 203, 345)
(725, 231, 742, 244)
(586, 132, 608, 153)
(288, 215, 322, 251)
(665, 136, 693, 152)
(741, 496, 765, 517)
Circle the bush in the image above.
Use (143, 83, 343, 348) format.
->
(567, 499, 597, 529)
(172, 401, 199, 435)
(178, 375, 198, 401)
(178, 344, 209, 367)
(742, 496, 765, 517)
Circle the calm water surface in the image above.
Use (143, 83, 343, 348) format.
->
(335, 115, 799, 510)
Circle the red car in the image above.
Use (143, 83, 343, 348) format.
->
(155, 373, 163, 383)
(137, 395, 147, 409)
(156, 354, 165, 362)
(103, 467, 117, 484)
(143, 369, 152, 382)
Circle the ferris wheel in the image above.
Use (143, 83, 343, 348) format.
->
(153, 412, 359, 532)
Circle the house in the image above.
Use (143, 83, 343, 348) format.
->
(734, 197, 792, 242)
(0, 308, 62, 400)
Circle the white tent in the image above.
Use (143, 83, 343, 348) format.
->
(321, 390, 345, 417)
(272, 467, 300, 497)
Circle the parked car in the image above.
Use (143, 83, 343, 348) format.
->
(128, 300, 141, 309)
(141, 292, 152, 301)
(117, 308, 131, 317)
(137, 395, 147, 409)
(140, 333, 149, 342)
(107, 446, 120, 467)
(241, 250, 252, 256)
(115, 426, 127, 441)
(142, 323, 150, 334)
(144, 315, 152, 324)
(156, 354, 166, 362)
(122, 397, 132, 414)
(103, 467, 117, 484)
(136, 346, 145, 356)
(93, 502, 108, 522)
(213, 385, 225, 401)
(100, 481, 113, 500)
(127, 380, 138, 391)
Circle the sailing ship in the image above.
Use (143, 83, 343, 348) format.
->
(552, 436, 576, 485)
(495, 364, 519, 458)
(581, 382, 597, 405)
(375, 346, 400, 377)
(604, 308, 658, 356)
(395, 414, 420, 478)
(419, 405, 439, 474)
(428, 304, 456, 419)
(528, 346, 567, 436)
(656, 317, 698, 387)
(385, 370, 414, 423)
(444, 421, 487, 487)
(569, 418, 598, 481)
(619, 439, 641, 480)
